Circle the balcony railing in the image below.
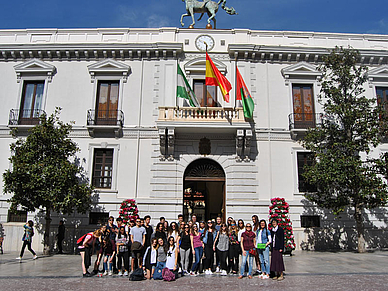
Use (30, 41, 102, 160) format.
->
(9, 109, 46, 126)
(87, 109, 124, 127)
(288, 113, 324, 130)
(158, 107, 245, 122)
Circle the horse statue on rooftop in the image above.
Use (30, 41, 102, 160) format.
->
(180, 0, 237, 29)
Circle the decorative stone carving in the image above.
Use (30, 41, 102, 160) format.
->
(199, 137, 211, 156)
(159, 128, 166, 160)
(236, 129, 244, 161)
(244, 129, 252, 161)
(167, 128, 175, 160)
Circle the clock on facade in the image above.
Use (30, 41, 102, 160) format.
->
(195, 35, 215, 52)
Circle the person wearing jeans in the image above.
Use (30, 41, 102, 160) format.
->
(256, 219, 272, 279)
(17, 221, 37, 261)
(102, 237, 116, 276)
(190, 224, 203, 275)
(238, 223, 256, 279)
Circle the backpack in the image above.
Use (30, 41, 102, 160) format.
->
(76, 232, 93, 246)
(129, 268, 144, 281)
(162, 268, 176, 281)
(153, 266, 164, 280)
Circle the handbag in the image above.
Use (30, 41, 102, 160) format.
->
(248, 248, 257, 256)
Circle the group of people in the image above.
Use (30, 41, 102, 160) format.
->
(78, 214, 286, 280)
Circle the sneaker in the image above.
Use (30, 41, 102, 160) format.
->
(83, 273, 92, 277)
(216, 266, 220, 273)
(123, 271, 129, 276)
(118, 271, 123, 276)
(108, 271, 113, 276)
(221, 270, 227, 276)
(103, 271, 108, 276)
(16, 257, 22, 260)
(190, 271, 197, 276)
(208, 270, 213, 275)
(205, 270, 209, 275)
(179, 267, 182, 273)
(33, 255, 38, 260)
(264, 274, 270, 279)
(258, 274, 263, 279)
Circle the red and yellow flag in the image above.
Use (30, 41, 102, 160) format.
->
(205, 52, 232, 102)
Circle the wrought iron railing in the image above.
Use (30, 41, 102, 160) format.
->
(8, 109, 46, 125)
(87, 109, 124, 127)
(288, 113, 324, 130)
(158, 107, 245, 122)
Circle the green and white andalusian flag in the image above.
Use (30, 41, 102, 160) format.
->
(177, 64, 200, 107)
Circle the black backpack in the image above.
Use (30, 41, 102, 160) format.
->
(129, 268, 144, 281)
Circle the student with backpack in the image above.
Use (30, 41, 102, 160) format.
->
(143, 237, 158, 279)
(116, 226, 130, 276)
(78, 229, 102, 277)
(256, 219, 272, 279)
(16, 220, 37, 262)
(102, 236, 116, 276)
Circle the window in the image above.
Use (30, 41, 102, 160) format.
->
(297, 152, 317, 193)
(19, 81, 44, 125)
(292, 84, 315, 129)
(92, 149, 113, 188)
(193, 80, 217, 107)
(376, 87, 388, 113)
(95, 81, 119, 125)
(89, 212, 109, 225)
(7, 210, 27, 222)
(300, 215, 320, 228)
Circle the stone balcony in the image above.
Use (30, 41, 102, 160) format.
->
(157, 106, 246, 127)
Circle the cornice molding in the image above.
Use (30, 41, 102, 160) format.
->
(0, 42, 183, 61)
(228, 44, 388, 65)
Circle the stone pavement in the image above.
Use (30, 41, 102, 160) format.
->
(0, 250, 387, 291)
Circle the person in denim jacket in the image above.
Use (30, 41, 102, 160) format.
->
(203, 220, 217, 274)
(256, 219, 272, 279)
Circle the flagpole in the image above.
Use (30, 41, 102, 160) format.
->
(234, 53, 237, 110)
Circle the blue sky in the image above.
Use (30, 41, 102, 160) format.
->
(1, 0, 387, 34)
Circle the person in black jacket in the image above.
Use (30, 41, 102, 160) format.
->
(57, 220, 65, 254)
(270, 219, 285, 281)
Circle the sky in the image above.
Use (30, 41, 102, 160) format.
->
(0, 0, 387, 35)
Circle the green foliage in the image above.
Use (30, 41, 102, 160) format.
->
(301, 47, 388, 216)
(3, 108, 92, 215)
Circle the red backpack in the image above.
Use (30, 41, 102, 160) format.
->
(76, 232, 93, 246)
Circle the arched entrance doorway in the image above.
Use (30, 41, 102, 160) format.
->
(183, 159, 225, 222)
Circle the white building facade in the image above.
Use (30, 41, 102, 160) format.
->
(0, 27, 387, 252)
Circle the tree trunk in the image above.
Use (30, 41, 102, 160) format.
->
(43, 208, 51, 255)
(354, 203, 366, 253)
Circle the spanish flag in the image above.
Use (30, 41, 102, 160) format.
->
(205, 52, 232, 102)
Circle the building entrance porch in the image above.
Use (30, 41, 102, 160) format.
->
(183, 159, 225, 222)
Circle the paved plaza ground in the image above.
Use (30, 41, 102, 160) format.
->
(0, 250, 387, 291)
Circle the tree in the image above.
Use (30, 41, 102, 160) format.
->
(301, 47, 388, 253)
(3, 108, 92, 255)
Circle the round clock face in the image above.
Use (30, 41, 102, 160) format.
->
(195, 35, 215, 52)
